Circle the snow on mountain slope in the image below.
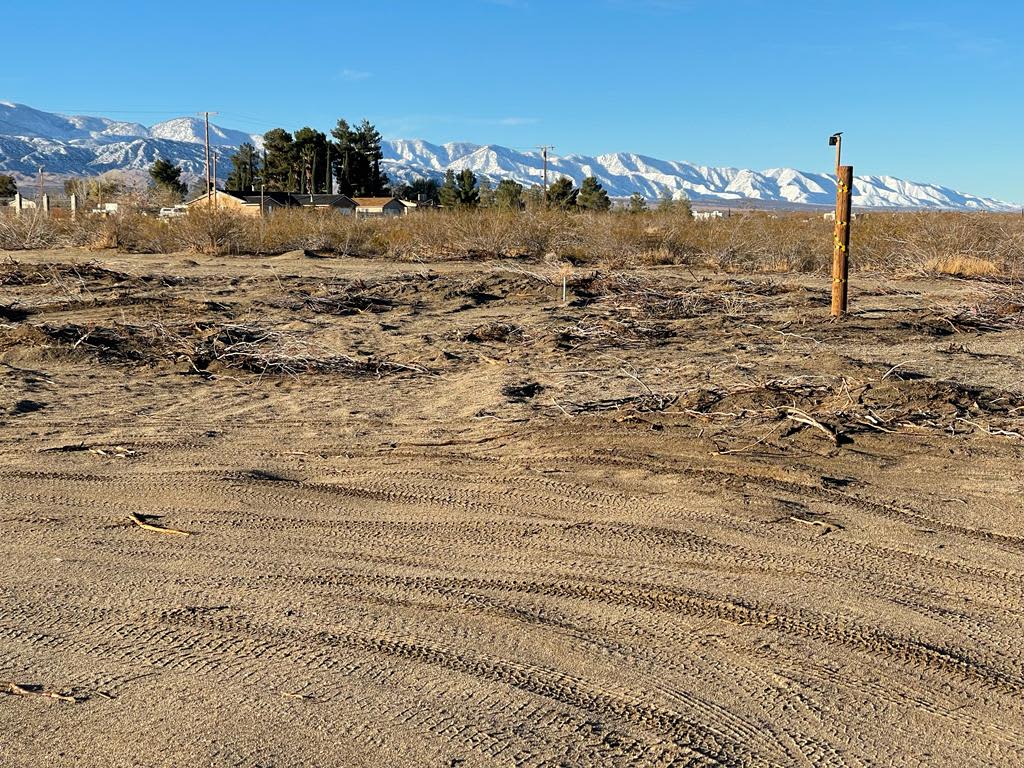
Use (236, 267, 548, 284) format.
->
(149, 117, 262, 148)
(0, 102, 1016, 210)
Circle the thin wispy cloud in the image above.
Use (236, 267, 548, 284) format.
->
(337, 68, 371, 82)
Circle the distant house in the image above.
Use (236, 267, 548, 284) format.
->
(185, 189, 356, 216)
(693, 210, 724, 221)
(352, 197, 406, 217)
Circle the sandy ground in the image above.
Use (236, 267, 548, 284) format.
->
(0, 248, 1022, 767)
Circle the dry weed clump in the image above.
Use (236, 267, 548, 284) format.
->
(852, 212, 1024, 276)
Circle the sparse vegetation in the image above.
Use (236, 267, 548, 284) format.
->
(1, 205, 1022, 278)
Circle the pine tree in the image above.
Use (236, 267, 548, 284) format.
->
(149, 158, 187, 199)
(226, 143, 261, 192)
(263, 129, 296, 191)
(0, 174, 16, 197)
(439, 169, 459, 208)
(627, 193, 647, 213)
(546, 177, 577, 210)
(495, 179, 524, 210)
(355, 119, 389, 195)
(331, 118, 389, 196)
(658, 186, 675, 211)
(455, 168, 479, 208)
(576, 176, 611, 211)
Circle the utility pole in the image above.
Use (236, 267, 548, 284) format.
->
(538, 145, 554, 206)
(37, 165, 44, 207)
(198, 111, 218, 207)
(212, 151, 218, 206)
(829, 131, 853, 317)
(325, 144, 331, 194)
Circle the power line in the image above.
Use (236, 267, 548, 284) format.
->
(537, 145, 555, 204)
(199, 111, 218, 206)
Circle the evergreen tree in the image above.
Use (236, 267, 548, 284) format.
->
(0, 174, 16, 197)
(576, 176, 611, 211)
(658, 186, 675, 210)
(396, 177, 441, 205)
(226, 143, 261, 192)
(293, 128, 331, 193)
(353, 119, 389, 196)
(331, 118, 389, 196)
(495, 179, 524, 210)
(149, 158, 187, 199)
(455, 168, 479, 208)
(439, 169, 459, 208)
(627, 193, 648, 213)
(330, 119, 356, 195)
(546, 176, 577, 210)
(263, 128, 296, 191)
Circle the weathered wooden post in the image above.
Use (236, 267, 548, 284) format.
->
(831, 165, 853, 317)
(41, 194, 50, 217)
(13, 192, 22, 218)
(70, 193, 78, 219)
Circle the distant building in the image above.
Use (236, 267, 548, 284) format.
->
(693, 210, 724, 221)
(352, 197, 406, 217)
(184, 189, 356, 216)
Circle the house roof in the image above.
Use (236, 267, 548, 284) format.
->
(352, 197, 400, 207)
(214, 190, 355, 208)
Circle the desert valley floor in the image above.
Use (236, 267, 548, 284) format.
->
(1, 249, 1022, 767)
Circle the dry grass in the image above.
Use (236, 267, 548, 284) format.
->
(2, 206, 1022, 277)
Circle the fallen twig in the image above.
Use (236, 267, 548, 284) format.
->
(128, 512, 191, 536)
(6, 682, 76, 703)
(783, 407, 841, 446)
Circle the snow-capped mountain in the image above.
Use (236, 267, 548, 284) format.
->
(0, 102, 1016, 211)
(380, 139, 1017, 211)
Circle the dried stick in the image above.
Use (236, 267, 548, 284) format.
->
(128, 512, 191, 536)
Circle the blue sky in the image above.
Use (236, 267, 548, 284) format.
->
(3, 0, 1020, 201)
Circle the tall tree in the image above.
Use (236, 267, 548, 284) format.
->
(439, 169, 459, 208)
(293, 127, 330, 193)
(0, 174, 16, 197)
(263, 129, 296, 191)
(330, 119, 356, 195)
(331, 118, 389, 196)
(455, 168, 479, 208)
(353, 119, 389, 196)
(149, 158, 187, 199)
(546, 176, 577, 210)
(495, 179, 524, 210)
(576, 176, 611, 211)
(226, 142, 261, 192)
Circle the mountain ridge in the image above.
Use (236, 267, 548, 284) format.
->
(0, 102, 1016, 211)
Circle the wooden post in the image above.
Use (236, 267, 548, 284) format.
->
(831, 164, 853, 317)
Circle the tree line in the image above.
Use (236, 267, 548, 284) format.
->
(140, 116, 692, 215)
(224, 118, 390, 197)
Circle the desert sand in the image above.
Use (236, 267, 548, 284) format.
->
(1, 249, 1022, 767)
